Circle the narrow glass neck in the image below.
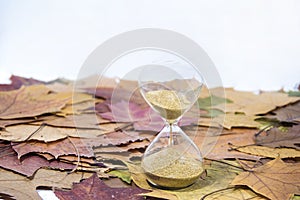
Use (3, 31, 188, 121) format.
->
(164, 121, 180, 146)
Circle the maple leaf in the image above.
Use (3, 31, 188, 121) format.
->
(0, 75, 45, 91)
(99, 100, 150, 123)
(0, 141, 75, 177)
(212, 88, 300, 115)
(191, 127, 260, 160)
(229, 144, 300, 158)
(231, 157, 300, 200)
(0, 122, 124, 142)
(0, 85, 70, 119)
(198, 95, 233, 109)
(255, 125, 300, 150)
(0, 167, 93, 200)
(272, 101, 300, 123)
(0, 118, 39, 129)
(34, 114, 110, 129)
(54, 173, 150, 200)
(219, 113, 262, 129)
(12, 137, 94, 159)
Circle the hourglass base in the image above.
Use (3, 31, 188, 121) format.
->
(145, 172, 201, 190)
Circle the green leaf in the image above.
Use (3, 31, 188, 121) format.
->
(108, 170, 132, 184)
(288, 91, 300, 97)
(202, 109, 224, 118)
(198, 95, 233, 109)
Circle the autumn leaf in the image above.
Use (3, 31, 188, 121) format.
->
(200, 187, 266, 200)
(57, 100, 96, 116)
(99, 100, 150, 123)
(231, 157, 300, 200)
(0, 85, 70, 119)
(100, 100, 197, 132)
(219, 113, 262, 129)
(288, 91, 300, 97)
(34, 114, 110, 129)
(12, 137, 94, 159)
(197, 95, 230, 117)
(212, 88, 300, 115)
(54, 173, 150, 200)
(198, 95, 233, 109)
(271, 101, 300, 123)
(0, 141, 75, 176)
(0, 124, 109, 142)
(0, 75, 45, 91)
(0, 118, 39, 129)
(229, 144, 300, 158)
(255, 125, 300, 150)
(108, 169, 132, 184)
(190, 127, 260, 160)
(0, 167, 93, 200)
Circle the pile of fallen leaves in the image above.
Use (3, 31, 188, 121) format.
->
(0, 75, 299, 200)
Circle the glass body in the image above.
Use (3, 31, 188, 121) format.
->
(139, 65, 204, 189)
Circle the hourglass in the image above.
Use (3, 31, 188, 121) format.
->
(139, 64, 204, 189)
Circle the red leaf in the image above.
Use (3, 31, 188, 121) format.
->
(99, 101, 150, 122)
(0, 75, 44, 91)
(0, 141, 74, 177)
(55, 173, 150, 200)
(99, 101, 197, 132)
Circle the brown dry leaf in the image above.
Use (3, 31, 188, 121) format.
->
(0, 142, 74, 177)
(12, 137, 94, 159)
(58, 155, 99, 165)
(201, 187, 266, 200)
(231, 157, 300, 200)
(219, 113, 261, 129)
(272, 101, 300, 122)
(34, 114, 110, 129)
(255, 125, 300, 150)
(230, 144, 300, 158)
(197, 113, 261, 129)
(0, 124, 108, 142)
(95, 150, 144, 163)
(191, 127, 260, 160)
(57, 92, 93, 105)
(45, 78, 73, 93)
(0, 118, 39, 129)
(0, 167, 93, 200)
(85, 131, 154, 147)
(0, 85, 70, 119)
(93, 140, 149, 153)
(213, 88, 300, 115)
(57, 100, 96, 116)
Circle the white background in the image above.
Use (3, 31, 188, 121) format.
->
(0, 1, 299, 199)
(1, 0, 300, 91)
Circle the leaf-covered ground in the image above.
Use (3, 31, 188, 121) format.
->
(0, 75, 299, 200)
